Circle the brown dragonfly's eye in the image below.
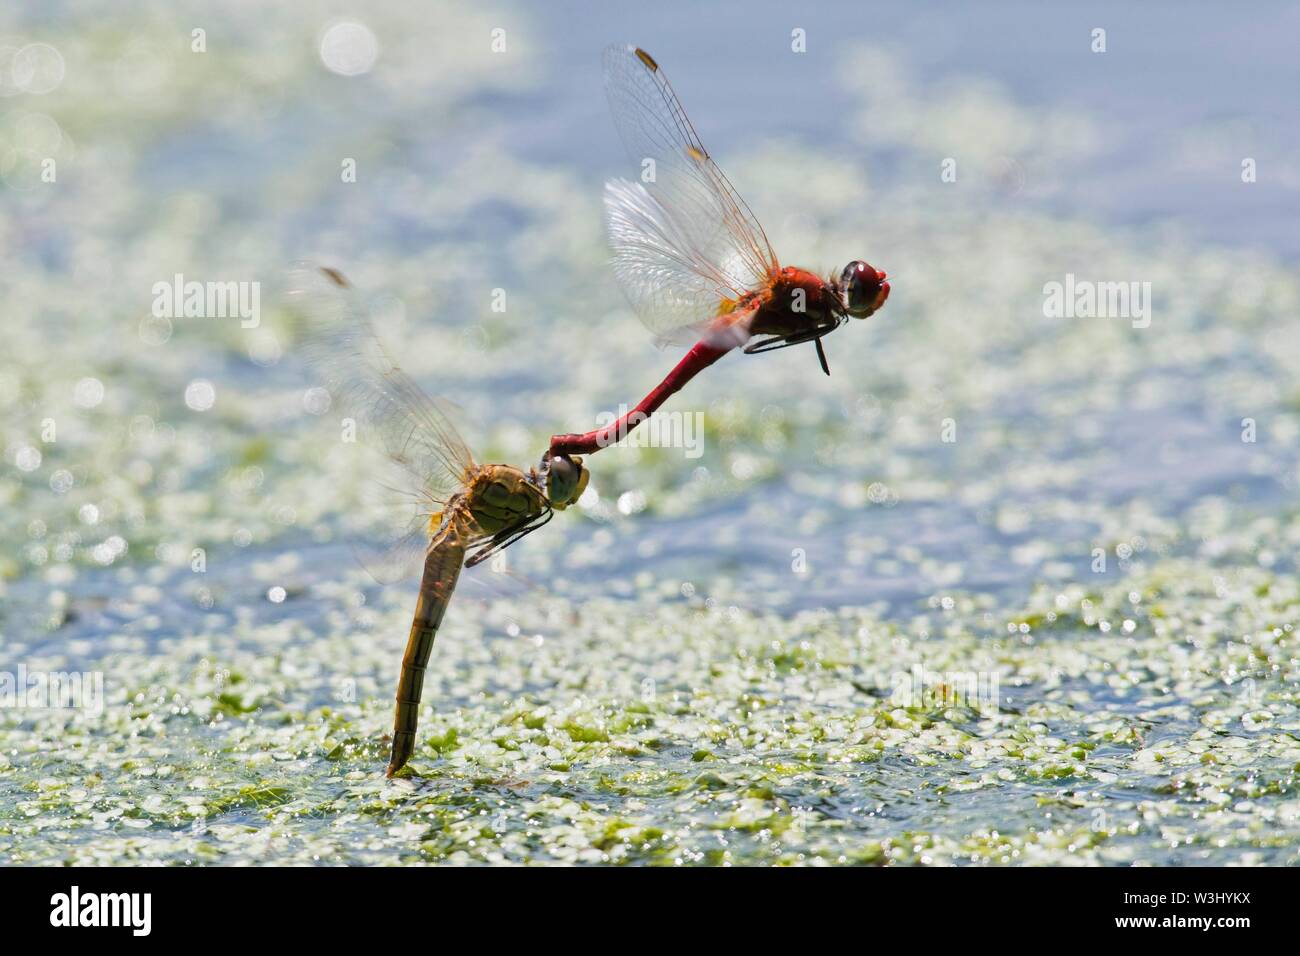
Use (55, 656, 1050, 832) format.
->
(545, 454, 588, 510)
(839, 260, 889, 318)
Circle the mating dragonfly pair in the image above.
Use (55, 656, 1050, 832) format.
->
(286, 45, 890, 776)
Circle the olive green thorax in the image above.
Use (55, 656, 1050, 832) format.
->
(466, 465, 547, 535)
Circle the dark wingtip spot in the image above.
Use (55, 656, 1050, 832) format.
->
(635, 48, 659, 72)
(320, 266, 350, 288)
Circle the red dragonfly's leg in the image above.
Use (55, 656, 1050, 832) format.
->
(549, 338, 733, 457)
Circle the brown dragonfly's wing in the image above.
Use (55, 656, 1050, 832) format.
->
(284, 263, 476, 584)
(603, 44, 779, 345)
(387, 519, 466, 776)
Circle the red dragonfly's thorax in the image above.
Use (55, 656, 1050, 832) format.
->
(747, 267, 839, 337)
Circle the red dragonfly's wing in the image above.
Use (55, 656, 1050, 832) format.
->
(602, 44, 779, 346)
(284, 263, 476, 584)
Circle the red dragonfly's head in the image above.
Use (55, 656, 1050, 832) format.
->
(834, 261, 890, 318)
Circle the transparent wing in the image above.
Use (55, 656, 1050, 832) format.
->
(606, 178, 752, 347)
(603, 44, 779, 344)
(283, 263, 475, 584)
(357, 519, 439, 587)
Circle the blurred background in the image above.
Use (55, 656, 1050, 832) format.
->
(2, 1, 1299, 865)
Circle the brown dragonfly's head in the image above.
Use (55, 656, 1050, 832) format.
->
(833, 261, 890, 318)
(540, 453, 589, 510)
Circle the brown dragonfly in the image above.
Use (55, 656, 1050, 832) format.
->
(285, 265, 589, 776)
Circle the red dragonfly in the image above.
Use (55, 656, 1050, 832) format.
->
(549, 45, 890, 458)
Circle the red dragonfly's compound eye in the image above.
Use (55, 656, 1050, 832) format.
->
(839, 261, 887, 318)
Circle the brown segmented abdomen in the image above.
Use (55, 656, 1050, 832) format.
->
(386, 518, 466, 777)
